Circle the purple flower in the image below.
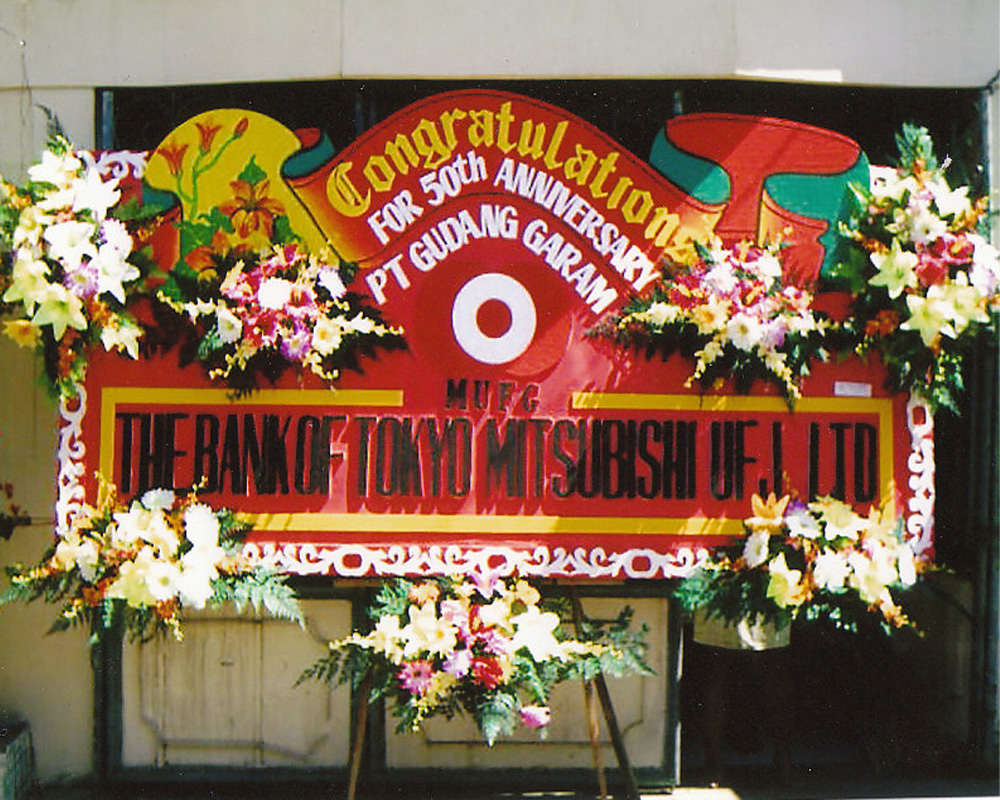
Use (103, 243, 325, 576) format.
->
(279, 321, 312, 362)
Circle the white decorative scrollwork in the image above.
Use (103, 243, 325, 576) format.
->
(905, 393, 935, 554)
(77, 149, 148, 181)
(56, 384, 88, 538)
(241, 541, 707, 580)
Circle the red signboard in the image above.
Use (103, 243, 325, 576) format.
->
(63, 91, 933, 578)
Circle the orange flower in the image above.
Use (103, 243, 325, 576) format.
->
(157, 140, 189, 176)
(864, 308, 901, 338)
(185, 230, 230, 274)
(219, 179, 285, 239)
(195, 121, 223, 153)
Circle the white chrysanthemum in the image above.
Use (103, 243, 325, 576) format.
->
(111, 504, 151, 549)
(645, 301, 675, 328)
(726, 313, 765, 352)
(318, 267, 346, 299)
(258, 277, 294, 309)
(704, 264, 738, 295)
(141, 489, 175, 511)
(184, 503, 221, 549)
(177, 564, 217, 610)
(215, 306, 243, 344)
(812, 549, 851, 591)
(742, 529, 771, 568)
(100, 218, 133, 255)
(311, 316, 343, 355)
(145, 558, 182, 603)
(786, 508, 822, 540)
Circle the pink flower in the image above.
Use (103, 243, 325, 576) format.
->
(442, 648, 472, 678)
(519, 705, 551, 729)
(439, 599, 471, 639)
(398, 660, 434, 696)
(469, 569, 503, 599)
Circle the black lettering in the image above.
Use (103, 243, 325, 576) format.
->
(829, 422, 850, 500)
(636, 420, 661, 499)
(854, 423, 877, 502)
(116, 412, 140, 493)
(356, 416, 375, 496)
(447, 418, 472, 496)
(445, 379, 468, 409)
(550, 420, 577, 497)
(734, 420, 757, 500)
(576, 420, 600, 498)
(194, 414, 220, 493)
(219, 415, 242, 493)
(710, 421, 734, 500)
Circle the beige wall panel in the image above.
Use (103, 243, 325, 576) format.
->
(0, 0, 345, 89)
(0, 0, 996, 90)
(342, 0, 736, 77)
(121, 600, 352, 768)
(0, 529, 93, 782)
(733, 0, 999, 87)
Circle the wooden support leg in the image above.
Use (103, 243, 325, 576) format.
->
(346, 671, 374, 800)
(583, 675, 609, 800)
(568, 589, 642, 800)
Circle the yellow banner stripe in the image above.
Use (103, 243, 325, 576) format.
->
(241, 512, 744, 537)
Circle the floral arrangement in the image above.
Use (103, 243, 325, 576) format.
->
(833, 123, 999, 413)
(299, 574, 652, 745)
(0, 136, 406, 400)
(598, 239, 828, 404)
(0, 478, 301, 641)
(155, 243, 404, 394)
(0, 136, 145, 398)
(674, 493, 932, 635)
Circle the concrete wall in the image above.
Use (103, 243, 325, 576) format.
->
(0, 0, 997, 784)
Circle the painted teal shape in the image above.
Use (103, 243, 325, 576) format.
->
(763, 151, 870, 278)
(281, 129, 337, 180)
(648, 129, 731, 206)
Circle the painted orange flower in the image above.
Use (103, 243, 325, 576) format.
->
(195, 121, 223, 153)
(157, 140, 189, 176)
(219, 179, 285, 239)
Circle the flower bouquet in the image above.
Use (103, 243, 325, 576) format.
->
(832, 123, 999, 413)
(0, 136, 146, 398)
(598, 238, 828, 404)
(674, 493, 932, 636)
(0, 478, 301, 641)
(299, 574, 652, 745)
(155, 243, 405, 394)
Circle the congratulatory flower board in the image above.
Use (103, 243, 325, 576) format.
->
(27, 91, 954, 579)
